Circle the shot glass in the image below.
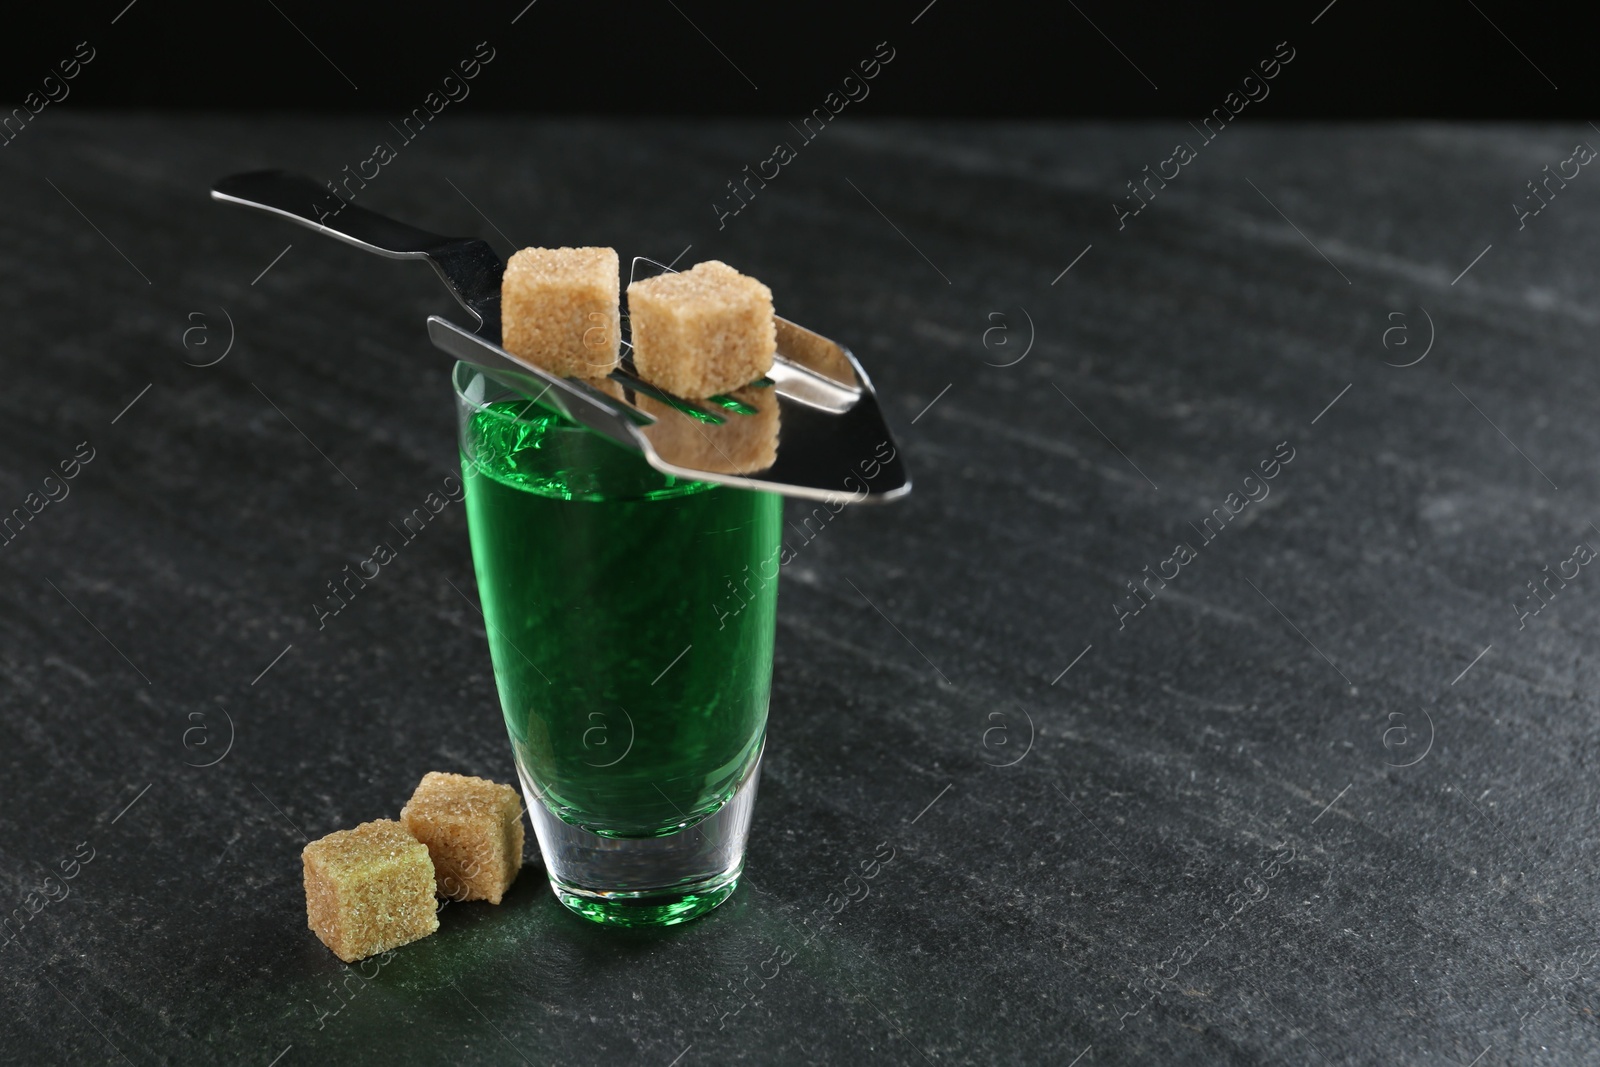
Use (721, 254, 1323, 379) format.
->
(453, 363, 781, 926)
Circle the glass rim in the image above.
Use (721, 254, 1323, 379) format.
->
(452, 360, 583, 430)
(453, 360, 722, 500)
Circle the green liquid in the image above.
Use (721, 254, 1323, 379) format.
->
(462, 400, 780, 838)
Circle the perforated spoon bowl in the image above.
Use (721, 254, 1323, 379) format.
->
(211, 170, 909, 505)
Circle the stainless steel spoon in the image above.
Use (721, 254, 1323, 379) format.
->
(211, 170, 909, 505)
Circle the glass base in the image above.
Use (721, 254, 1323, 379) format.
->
(553, 869, 741, 927)
(517, 745, 763, 928)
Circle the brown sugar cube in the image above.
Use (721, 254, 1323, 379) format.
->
(302, 820, 439, 963)
(400, 772, 524, 905)
(627, 260, 776, 398)
(638, 384, 779, 475)
(501, 246, 620, 379)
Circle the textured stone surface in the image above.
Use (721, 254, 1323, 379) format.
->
(3, 116, 1599, 1064)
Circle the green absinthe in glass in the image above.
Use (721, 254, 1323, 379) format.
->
(461, 390, 780, 840)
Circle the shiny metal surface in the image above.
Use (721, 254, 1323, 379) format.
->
(211, 169, 908, 504)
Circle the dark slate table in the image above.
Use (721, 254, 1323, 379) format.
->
(4, 115, 1600, 1066)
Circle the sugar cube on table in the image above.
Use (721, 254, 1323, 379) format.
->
(501, 246, 621, 378)
(400, 772, 524, 905)
(627, 260, 776, 399)
(302, 820, 439, 962)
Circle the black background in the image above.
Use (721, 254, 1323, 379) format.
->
(0, 0, 1584, 117)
